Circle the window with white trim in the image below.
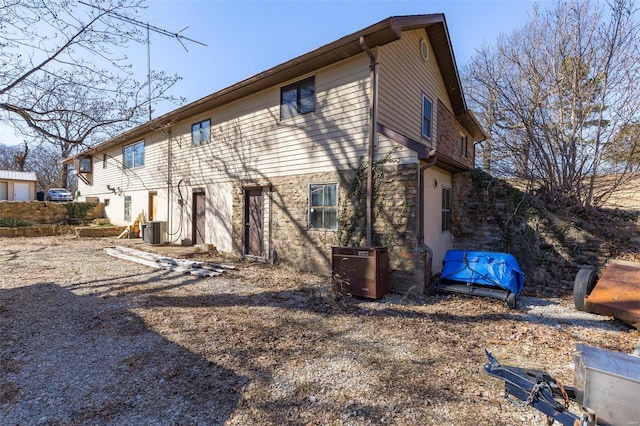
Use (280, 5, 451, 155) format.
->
(191, 119, 211, 146)
(123, 140, 144, 169)
(422, 94, 433, 139)
(309, 183, 337, 230)
(124, 196, 131, 222)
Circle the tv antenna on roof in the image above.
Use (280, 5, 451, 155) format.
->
(78, 1, 207, 121)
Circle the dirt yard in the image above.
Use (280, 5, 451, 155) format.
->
(1, 236, 638, 425)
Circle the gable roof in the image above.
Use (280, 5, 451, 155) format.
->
(0, 170, 37, 182)
(66, 14, 484, 162)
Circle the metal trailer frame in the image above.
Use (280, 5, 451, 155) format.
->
(484, 344, 640, 426)
(484, 350, 584, 425)
(574, 259, 640, 329)
(436, 279, 517, 307)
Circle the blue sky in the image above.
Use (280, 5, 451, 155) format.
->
(139, 0, 552, 115)
(1, 0, 554, 146)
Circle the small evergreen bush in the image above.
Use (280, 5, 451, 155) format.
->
(64, 202, 97, 224)
(0, 217, 30, 227)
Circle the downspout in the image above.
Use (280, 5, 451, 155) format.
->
(167, 129, 172, 243)
(360, 36, 378, 247)
(418, 150, 437, 288)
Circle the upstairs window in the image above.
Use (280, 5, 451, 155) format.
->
(422, 94, 433, 139)
(123, 140, 144, 169)
(281, 76, 315, 119)
(442, 187, 452, 232)
(309, 183, 337, 230)
(78, 156, 92, 173)
(460, 135, 468, 157)
(192, 119, 211, 146)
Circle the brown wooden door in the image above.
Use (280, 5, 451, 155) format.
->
(148, 192, 157, 221)
(244, 189, 263, 257)
(192, 191, 206, 245)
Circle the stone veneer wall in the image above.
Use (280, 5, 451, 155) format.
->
(0, 201, 105, 225)
(0, 201, 67, 224)
(452, 171, 540, 278)
(0, 225, 126, 238)
(230, 163, 426, 294)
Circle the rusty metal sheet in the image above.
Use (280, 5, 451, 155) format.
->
(586, 260, 640, 329)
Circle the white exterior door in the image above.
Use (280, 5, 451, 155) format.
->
(0, 182, 7, 200)
(14, 182, 30, 201)
(422, 167, 453, 274)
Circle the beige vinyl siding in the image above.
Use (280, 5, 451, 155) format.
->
(377, 29, 453, 148)
(376, 135, 417, 164)
(82, 50, 419, 203)
(78, 136, 173, 225)
(79, 135, 169, 197)
(79, 53, 383, 228)
(167, 55, 374, 187)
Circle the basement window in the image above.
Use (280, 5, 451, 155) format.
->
(309, 183, 337, 230)
(281, 76, 315, 120)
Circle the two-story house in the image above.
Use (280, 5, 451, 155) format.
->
(65, 14, 485, 294)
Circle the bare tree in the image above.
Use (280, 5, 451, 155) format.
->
(0, 141, 74, 191)
(0, 144, 20, 170)
(0, 0, 183, 181)
(26, 143, 64, 191)
(13, 141, 29, 171)
(0, 141, 29, 171)
(464, 0, 640, 208)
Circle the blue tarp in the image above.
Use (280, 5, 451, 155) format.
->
(441, 250, 525, 296)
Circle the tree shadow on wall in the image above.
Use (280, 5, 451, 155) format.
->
(157, 77, 399, 272)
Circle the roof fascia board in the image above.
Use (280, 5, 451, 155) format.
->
(426, 21, 467, 117)
(66, 14, 467, 163)
(435, 153, 470, 173)
(456, 110, 487, 142)
(64, 18, 406, 162)
(377, 123, 429, 159)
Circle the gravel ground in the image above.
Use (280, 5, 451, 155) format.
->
(1, 236, 638, 425)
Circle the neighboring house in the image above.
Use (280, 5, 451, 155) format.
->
(65, 14, 485, 293)
(0, 170, 37, 201)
